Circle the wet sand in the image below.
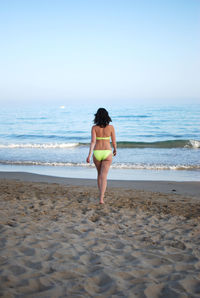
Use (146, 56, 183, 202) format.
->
(0, 172, 200, 297)
(0, 171, 200, 197)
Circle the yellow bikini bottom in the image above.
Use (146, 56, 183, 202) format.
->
(93, 150, 112, 161)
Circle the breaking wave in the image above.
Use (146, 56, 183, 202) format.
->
(0, 160, 199, 171)
(0, 143, 79, 149)
(0, 139, 199, 149)
(115, 139, 200, 149)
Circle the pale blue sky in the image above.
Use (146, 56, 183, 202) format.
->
(0, 0, 199, 105)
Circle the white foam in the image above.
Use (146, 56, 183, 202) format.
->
(0, 143, 79, 149)
(188, 139, 200, 149)
(0, 160, 94, 167)
(0, 160, 199, 171)
(111, 163, 200, 170)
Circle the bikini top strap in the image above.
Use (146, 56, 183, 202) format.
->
(96, 136, 110, 140)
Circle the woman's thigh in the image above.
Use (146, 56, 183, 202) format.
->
(93, 155, 102, 173)
(93, 153, 112, 174)
(101, 154, 112, 174)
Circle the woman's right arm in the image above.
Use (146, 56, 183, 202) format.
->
(111, 126, 117, 156)
(86, 126, 96, 163)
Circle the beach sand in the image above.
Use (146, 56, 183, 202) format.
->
(0, 172, 200, 297)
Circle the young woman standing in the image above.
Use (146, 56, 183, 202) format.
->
(86, 108, 117, 204)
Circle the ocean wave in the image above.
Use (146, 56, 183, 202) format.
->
(0, 139, 199, 149)
(0, 143, 79, 149)
(115, 139, 200, 149)
(116, 115, 151, 119)
(111, 163, 200, 171)
(0, 160, 93, 167)
(6, 134, 88, 141)
(0, 160, 199, 170)
(187, 140, 200, 149)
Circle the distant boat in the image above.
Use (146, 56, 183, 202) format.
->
(60, 105, 65, 109)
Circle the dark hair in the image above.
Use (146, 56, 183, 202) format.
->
(94, 108, 112, 127)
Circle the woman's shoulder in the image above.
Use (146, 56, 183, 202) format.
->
(92, 125, 99, 133)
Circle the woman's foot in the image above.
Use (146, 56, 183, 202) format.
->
(100, 200, 104, 204)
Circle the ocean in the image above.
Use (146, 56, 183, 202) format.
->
(0, 103, 200, 181)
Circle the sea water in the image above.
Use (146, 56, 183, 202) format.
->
(0, 103, 200, 181)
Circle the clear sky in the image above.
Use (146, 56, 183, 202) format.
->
(0, 0, 199, 105)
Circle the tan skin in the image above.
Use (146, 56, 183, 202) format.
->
(86, 125, 117, 204)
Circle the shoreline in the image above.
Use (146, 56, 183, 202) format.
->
(0, 171, 199, 197)
(0, 163, 200, 182)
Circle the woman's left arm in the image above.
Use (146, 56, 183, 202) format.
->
(111, 126, 117, 156)
(86, 126, 96, 163)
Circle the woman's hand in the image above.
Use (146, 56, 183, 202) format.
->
(113, 149, 117, 156)
(86, 156, 90, 163)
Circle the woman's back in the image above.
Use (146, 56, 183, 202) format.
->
(93, 125, 114, 150)
(94, 125, 112, 138)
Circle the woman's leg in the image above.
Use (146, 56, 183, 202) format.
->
(93, 153, 112, 203)
(99, 155, 112, 203)
(93, 156, 102, 191)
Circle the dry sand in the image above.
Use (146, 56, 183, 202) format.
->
(0, 173, 200, 297)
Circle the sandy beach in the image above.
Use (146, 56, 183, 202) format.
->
(0, 172, 200, 297)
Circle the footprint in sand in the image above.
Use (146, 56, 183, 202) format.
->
(24, 260, 42, 270)
(84, 272, 115, 295)
(19, 246, 36, 256)
(9, 264, 26, 275)
(89, 215, 100, 222)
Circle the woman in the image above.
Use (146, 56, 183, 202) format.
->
(86, 108, 117, 204)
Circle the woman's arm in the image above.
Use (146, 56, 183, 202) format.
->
(111, 126, 117, 156)
(86, 126, 96, 163)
